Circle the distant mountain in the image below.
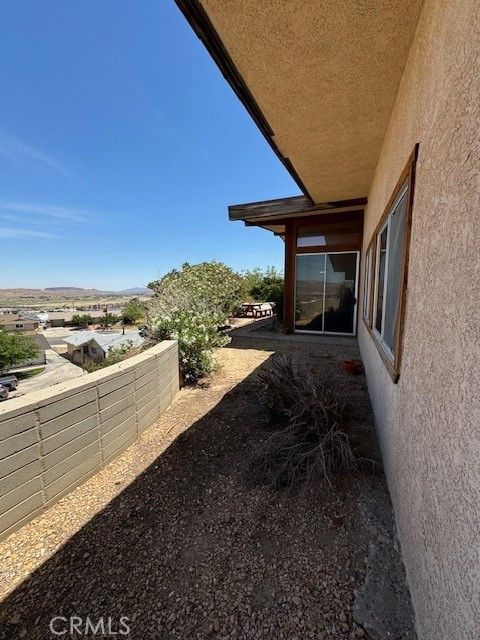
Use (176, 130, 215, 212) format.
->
(0, 286, 153, 301)
(44, 287, 86, 291)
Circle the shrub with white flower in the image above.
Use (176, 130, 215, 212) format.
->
(145, 262, 243, 382)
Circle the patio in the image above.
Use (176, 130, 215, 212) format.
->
(0, 335, 414, 639)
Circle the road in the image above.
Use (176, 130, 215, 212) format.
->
(6, 326, 140, 399)
(10, 349, 86, 398)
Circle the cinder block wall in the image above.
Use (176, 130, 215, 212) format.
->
(0, 340, 179, 541)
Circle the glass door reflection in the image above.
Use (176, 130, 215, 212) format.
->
(295, 252, 358, 335)
(323, 253, 358, 334)
(295, 254, 326, 332)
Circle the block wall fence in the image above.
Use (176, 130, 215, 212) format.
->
(0, 340, 179, 540)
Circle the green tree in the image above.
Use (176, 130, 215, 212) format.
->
(242, 266, 284, 321)
(71, 314, 93, 328)
(0, 327, 39, 373)
(121, 298, 146, 325)
(100, 313, 119, 329)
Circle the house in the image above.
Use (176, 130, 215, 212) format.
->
(45, 311, 73, 328)
(24, 311, 49, 324)
(46, 309, 122, 327)
(45, 311, 82, 328)
(0, 315, 39, 332)
(63, 330, 145, 365)
(175, 1, 480, 638)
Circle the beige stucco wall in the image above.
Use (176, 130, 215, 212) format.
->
(358, 0, 480, 638)
(0, 340, 179, 541)
(201, 0, 424, 202)
(2, 321, 38, 332)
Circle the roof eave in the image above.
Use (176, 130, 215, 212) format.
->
(228, 196, 367, 224)
(174, 0, 314, 202)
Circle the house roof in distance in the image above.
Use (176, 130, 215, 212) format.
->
(64, 330, 144, 352)
(0, 315, 39, 325)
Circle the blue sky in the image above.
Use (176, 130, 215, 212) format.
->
(0, 1, 299, 290)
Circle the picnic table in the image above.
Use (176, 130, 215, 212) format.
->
(240, 302, 274, 318)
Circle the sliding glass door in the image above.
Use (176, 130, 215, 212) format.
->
(295, 254, 326, 332)
(295, 251, 359, 335)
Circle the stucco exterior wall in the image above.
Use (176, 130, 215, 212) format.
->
(358, 0, 480, 638)
(1, 321, 38, 332)
(0, 340, 179, 541)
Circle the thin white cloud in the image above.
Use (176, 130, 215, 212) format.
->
(0, 227, 58, 239)
(0, 214, 57, 225)
(0, 202, 99, 222)
(0, 129, 73, 179)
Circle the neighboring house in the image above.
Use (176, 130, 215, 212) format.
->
(24, 311, 49, 324)
(46, 309, 122, 327)
(64, 331, 144, 365)
(176, 2, 479, 639)
(46, 311, 81, 327)
(0, 315, 39, 332)
(45, 312, 71, 328)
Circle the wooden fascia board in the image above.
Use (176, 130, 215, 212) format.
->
(229, 197, 367, 222)
(174, 0, 314, 202)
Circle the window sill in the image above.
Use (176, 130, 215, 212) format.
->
(363, 318, 399, 383)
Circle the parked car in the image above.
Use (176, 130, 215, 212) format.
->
(0, 375, 18, 391)
(0, 385, 9, 401)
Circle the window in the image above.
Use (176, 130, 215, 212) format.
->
(297, 232, 326, 247)
(15, 323, 24, 329)
(363, 247, 373, 324)
(364, 144, 418, 381)
(296, 216, 363, 249)
(297, 231, 361, 248)
(372, 183, 408, 359)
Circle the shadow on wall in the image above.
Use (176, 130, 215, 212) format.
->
(0, 343, 378, 640)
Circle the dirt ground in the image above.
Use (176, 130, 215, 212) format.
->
(0, 335, 393, 640)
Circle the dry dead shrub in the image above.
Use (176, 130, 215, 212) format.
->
(253, 355, 359, 489)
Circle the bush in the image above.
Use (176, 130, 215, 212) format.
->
(82, 341, 134, 373)
(151, 308, 230, 381)
(147, 262, 243, 382)
(149, 261, 243, 319)
(72, 314, 93, 328)
(242, 266, 284, 321)
(253, 355, 357, 488)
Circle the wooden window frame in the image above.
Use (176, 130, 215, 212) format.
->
(363, 144, 418, 383)
(362, 242, 374, 327)
(296, 243, 360, 254)
(283, 211, 364, 334)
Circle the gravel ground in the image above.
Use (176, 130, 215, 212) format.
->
(0, 336, 381, 640)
